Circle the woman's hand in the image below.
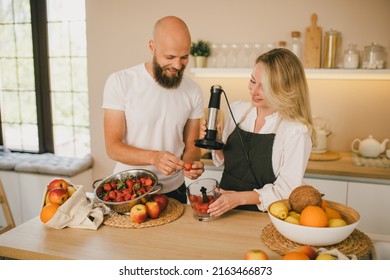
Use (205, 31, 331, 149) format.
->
(199, 119, 222, 139)
(207, 189, 241, 217)
(199, 119, 207, 139)
(183, 161, 204, 180)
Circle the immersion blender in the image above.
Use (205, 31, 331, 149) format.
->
(194, 85, 224, 150)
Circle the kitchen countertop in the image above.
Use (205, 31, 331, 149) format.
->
(0, 205, 282, 260)
(305, 152, 390, 182)
(1, 205, 389, 260)
(202, 152, 390, 184)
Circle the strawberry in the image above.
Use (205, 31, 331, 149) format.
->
(144, 177, 153, 186)
(108, 190, 117, 200)
(103, 183, 111, 191)
(126, 179, 134, 188)
(184, 162, 192, 171)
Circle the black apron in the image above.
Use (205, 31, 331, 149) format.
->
(219, 125, 276, 211)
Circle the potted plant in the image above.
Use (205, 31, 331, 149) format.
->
(190, 39, 211, 68)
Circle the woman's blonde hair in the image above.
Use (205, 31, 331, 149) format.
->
(256, 48, 315, 144)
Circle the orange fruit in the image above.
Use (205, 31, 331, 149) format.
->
(324, 207, 342, 219)
(299, 205, 328, 227)
(40, 203, 60, 223)
(282, 251, 310, 260)
(321, 200, 327, 208)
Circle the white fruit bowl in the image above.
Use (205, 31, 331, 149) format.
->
(267, 199, 360, 246)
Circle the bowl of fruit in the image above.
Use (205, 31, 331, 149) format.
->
(267, 185, 360, 246)
(93, 169, 162, 214)
(186, 178, 220, 221)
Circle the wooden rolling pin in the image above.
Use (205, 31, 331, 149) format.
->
(304, 13, 322, 68)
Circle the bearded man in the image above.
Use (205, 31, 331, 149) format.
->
(103, 16, 204, 203)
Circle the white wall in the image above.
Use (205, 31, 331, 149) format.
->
(86, 0, 390, 179)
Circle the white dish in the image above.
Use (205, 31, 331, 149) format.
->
(372, 242, 390, 260)
(268, 199, 360, 246)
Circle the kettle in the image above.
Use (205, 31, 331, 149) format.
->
(312, 116, 331, 154)
(351, 135, 389, 158)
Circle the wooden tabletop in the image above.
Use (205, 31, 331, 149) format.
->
(0, 205, 281, 260)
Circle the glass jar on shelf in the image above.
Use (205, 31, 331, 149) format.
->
(290, 31, 303, 61)
(343, 43, 359, 69)
(362, 42, 385, 69)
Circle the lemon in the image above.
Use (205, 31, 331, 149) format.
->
(328, 218, 347, 227)
(284, 215, 300, 225)
(316, 254, 336, 260)
(288, 211, 301, 219)
(269, 201, 289, 219)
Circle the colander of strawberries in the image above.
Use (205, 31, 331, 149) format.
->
(93, 169, 162, 214)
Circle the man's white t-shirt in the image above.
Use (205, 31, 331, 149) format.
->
(103, 63, 204, 193)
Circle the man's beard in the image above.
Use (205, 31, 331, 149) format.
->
(153, 57, 185, 89)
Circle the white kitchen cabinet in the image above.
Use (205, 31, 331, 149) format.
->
(18, 173, 49, 223)
(347, 182, 390, 235)
(0, 171, 22, 226)
(303, 177, 348, 204)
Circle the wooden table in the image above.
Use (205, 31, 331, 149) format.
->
(0, 205, 281, 260)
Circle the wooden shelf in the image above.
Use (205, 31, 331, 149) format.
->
(190, 68, 390, 80)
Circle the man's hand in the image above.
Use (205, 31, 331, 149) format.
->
(183, 161, 204, 180)
(153, 151, 184, 175)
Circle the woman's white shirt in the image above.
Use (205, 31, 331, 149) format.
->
(212, 101, 312, 211)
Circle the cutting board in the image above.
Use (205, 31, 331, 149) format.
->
(304, 13, 322, 68)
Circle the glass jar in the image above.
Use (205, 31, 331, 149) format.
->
(362, 43, 385, 69)
(343, 44, 359, 69)
(322, 29, 342, 68)
(290, 31, 303, 61)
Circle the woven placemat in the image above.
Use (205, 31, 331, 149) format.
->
(352, 153, 390, 168)
(309, 151, 341, 161)
(103, 198, 184, 229)
(261, 223, 372, 258)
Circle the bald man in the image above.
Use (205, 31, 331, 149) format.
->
(103, 16, 204, 203)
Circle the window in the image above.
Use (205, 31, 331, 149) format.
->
(0, 0, 90, 158)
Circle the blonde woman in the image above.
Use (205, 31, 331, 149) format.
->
(202, 48, 315, 216)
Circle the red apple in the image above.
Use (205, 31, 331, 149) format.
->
(48, 179, 69, 191)
(48, 188, 68, 205)
(145, 201, 161, 219)
(152, 194, 169, 211)
(130, 204, 148, 223)
(299, 245, 317, 260)
(244, 249, 269, 260)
